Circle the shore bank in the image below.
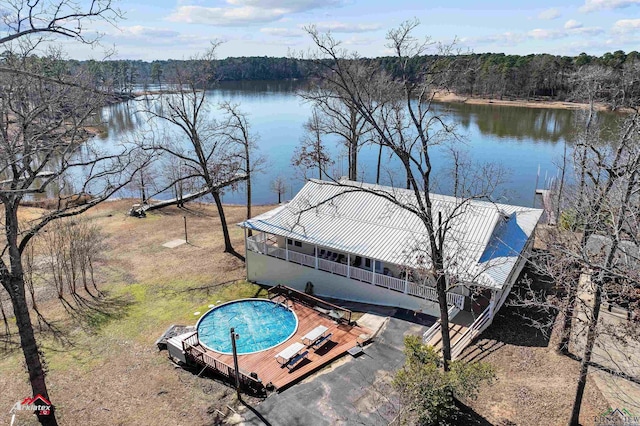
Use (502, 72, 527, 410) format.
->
(432, 92, 621, 112)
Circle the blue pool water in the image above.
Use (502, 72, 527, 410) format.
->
(196, 299, 298, 354)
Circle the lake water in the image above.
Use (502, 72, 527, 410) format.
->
(96, 80, 590, 208)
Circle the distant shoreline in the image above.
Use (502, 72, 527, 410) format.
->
(132, 86, 623, 113)
(432, 92, 621, 112)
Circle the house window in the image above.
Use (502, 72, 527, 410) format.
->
(365, 258, 371, 268)
(294, 241, 302, 247)
(287, 239, 293, 245)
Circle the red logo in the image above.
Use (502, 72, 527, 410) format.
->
(14, 394, 52, 415)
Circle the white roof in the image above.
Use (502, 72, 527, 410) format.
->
(240, 179, 543, 290)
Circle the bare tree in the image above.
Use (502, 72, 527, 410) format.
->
(0, 0, 121, 45)
(218, 102, 264, 223)
(301, 77, 370, 181)
(0, 29, 140, 426)
(304, 20, 505, 370)
(270, 175, 287, 204)
(291, 108, 334, 180)
(520, 103, 640, 424)
(145, 48, 247, 256)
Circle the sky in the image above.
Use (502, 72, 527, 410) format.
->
(51, 0, 640, 60)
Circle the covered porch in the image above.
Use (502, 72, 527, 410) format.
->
(244, 230, 466, 311)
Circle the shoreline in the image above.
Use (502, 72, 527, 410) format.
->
(432, 92, 621, 112)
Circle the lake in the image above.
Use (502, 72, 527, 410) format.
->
(96, 80, 590, 208)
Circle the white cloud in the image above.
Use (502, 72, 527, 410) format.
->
(538, 8, 561, 20)
(260, 27, 303, 37)
(569, 26, 604, 35)
(343, 36, 376, 45)
(580, 0, 640, 12)
(167, 0, 343, 26)
(309, 21, 381, 33)
(167, 6, 288, 25)
(564, 19, 583, 29)
(462, 32, 525, 47)
(612, 18, 640, 32)
(120, 26, 180, 39)
(226, 0, 342, 12)
(527, 28, 565, 40)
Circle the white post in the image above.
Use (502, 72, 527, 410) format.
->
(347, 253, 351, 278)
(314, 245, 318, 269)
(404, 268, 408, 294)
(263, 232, 267, 254)
(489, 290, 496, 318)
(285, 240, 289, 262)
(372, 260, 377, 286)
(243, 227, 248, 259)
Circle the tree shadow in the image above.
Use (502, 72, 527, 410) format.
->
(314, 340, 338, 356)
(479, 302, 554, 348)
(453, 399, 494, 426)
(565, 352, 640, 385)
(239, 398, 273, 426)
(61, 291, 134, 333)
(227, 248, 245, 262)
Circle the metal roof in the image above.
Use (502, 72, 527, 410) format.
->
(240, 179, 543, 290)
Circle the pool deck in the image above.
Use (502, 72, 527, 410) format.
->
(194, 296, 372, 391)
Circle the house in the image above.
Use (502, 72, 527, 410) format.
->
(239, 179, 543, 357)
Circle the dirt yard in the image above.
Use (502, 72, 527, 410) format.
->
(457, 305, 609, 426)
(0, 199, 612, 425)
(0, 200, 273, 425)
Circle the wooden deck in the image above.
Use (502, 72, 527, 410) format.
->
(191, 296, 371, 391)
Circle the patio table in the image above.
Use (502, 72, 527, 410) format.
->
(301, 325, 329, 346)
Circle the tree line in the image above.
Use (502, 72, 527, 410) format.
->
(62, 50, 640, 109)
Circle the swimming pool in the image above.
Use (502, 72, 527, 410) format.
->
(196, 299, 298, 355)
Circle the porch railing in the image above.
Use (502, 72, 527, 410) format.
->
(318, 258, 348, 276)
(289, 250, 316, 268)
(374, 273, 405, 292)
(350, 267, 373, 283)
(246, 234, 465, 310)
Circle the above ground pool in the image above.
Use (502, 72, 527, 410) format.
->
(196, 299, 298, 354)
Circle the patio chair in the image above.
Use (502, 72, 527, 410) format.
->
(330, 252, 339, 262)
(337, 254, 346, 264)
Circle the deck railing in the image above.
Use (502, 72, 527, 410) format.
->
(181, 331, 263, 393)
(246, 235, 465, 310)
(268, 284, 353, 325)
